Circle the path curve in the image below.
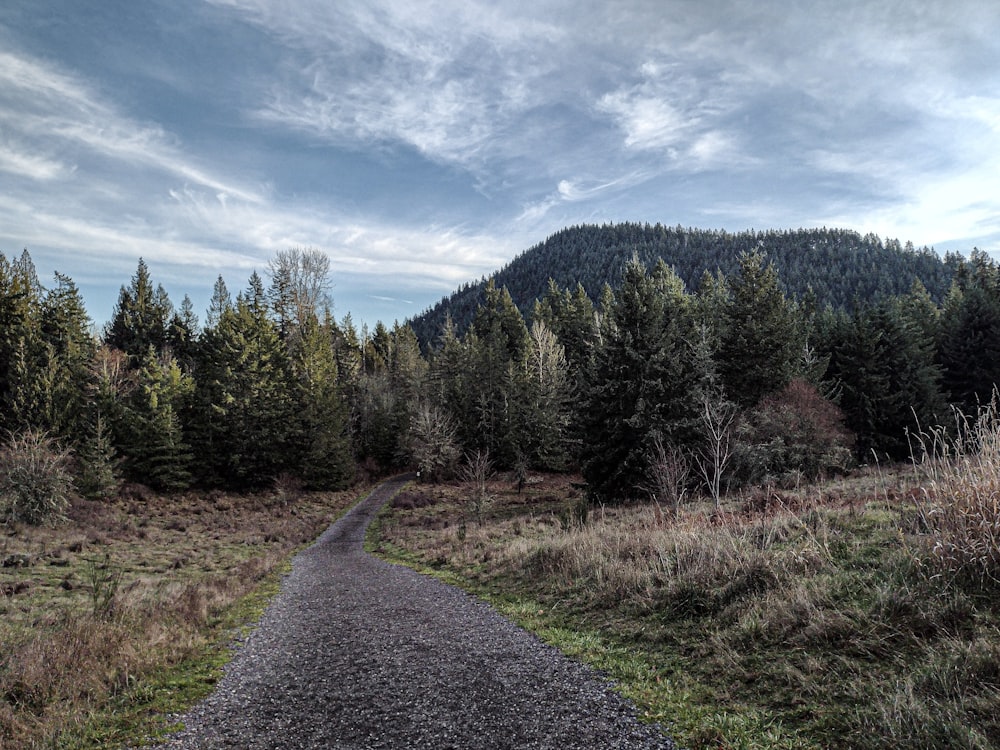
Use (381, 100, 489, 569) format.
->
(154, 476, 676, 749)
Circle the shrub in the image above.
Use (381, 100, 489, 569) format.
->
(735, 379, 854, 485)
(0, 429, 75, 526)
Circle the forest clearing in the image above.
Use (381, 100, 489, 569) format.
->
(1, 240, 999, 748)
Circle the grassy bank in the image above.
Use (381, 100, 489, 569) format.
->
(371, 467, 1000, 749)
(1, 483, 363, 749)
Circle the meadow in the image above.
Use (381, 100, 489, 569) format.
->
(371, 436, 1000, 749)
(0, 481, 362, 749)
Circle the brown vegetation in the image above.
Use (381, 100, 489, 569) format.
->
(0, 483, 361, 748)
(375, 457, 1000, 749)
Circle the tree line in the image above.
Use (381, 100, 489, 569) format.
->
(408, 224, 957, 348)
(1, 242, 998, 517)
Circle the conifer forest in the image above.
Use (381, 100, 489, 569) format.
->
(1, 226, 998, 520)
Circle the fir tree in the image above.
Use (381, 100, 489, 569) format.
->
(581, 258, 701, 502)
(105, 259, 172, 361)
(718, 250, 801, 408)
(191, 273, 296, 487)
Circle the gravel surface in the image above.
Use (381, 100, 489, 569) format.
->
(153, 476, 676, 749)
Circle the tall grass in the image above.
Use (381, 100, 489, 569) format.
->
(376, 468, 1000, 748)
(0, 486, 359, 748)
(910, 394, 1000, 589)
(507, 506, 828, 617)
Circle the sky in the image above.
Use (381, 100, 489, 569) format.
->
(2, 1, 999, 330)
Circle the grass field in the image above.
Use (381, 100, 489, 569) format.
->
(371, 463, 1000, 749)
(7, 434, 1000, 749)
(1, 482, 362, 749)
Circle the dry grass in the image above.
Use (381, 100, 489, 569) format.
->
(910, 397, 1000, 588)
(375, 467, 1000, 749)
(0, 482, 361, 749)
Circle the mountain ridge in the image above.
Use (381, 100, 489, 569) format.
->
(407, 223, 958, 347)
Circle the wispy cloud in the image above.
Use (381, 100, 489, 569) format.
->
(214, 0, 567, 179)
(3, 0, 1000, 328)
(0, 50, 264, 203)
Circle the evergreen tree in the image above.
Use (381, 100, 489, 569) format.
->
(191, 273, 296, 487)
(206, 275, 232, 328)
(293, 313, 354, 489)
(0, 251, 43, 434)
(939, 252, 1000, 415)
(532, 280, 597, 381)
(428, 316, 477, 452)
(118, 348, 193, 491)
(167, 294, 200, 368)
(581, 258, 701, 502)
(522, 320, 574, 470)
(75, 408, 119, 500)
(105, 259, 172, 361)
(824, 301, 942, 461)
(37, 273, 95, 442)
(718, 250, 800, 408)
(465, 280, 531, 465)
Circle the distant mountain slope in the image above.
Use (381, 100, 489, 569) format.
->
(408, 223, 957, 347)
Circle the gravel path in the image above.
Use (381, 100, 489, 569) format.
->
(154, 476, 676, 749)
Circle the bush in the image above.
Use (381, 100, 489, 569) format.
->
(0, 429, 74, 525)
(735, 379, 854, 485)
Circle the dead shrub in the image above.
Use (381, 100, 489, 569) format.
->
(0, 429, 75, 526)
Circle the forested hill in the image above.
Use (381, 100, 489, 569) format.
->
(408, 224, 958, 347)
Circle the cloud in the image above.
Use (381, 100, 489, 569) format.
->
(0, 142, 68, 181)
(0, 50, 264, 204)
(5, 0, 1000, 330)
(213, 0, 568, 178)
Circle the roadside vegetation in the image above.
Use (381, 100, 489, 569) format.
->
(0, 482, 361, 749)
(372, 414, 1000, 749)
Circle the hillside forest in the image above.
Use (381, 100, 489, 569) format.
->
(1, 231, 999, 523)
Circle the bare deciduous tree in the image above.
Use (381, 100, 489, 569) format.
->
(409, 404, 460, 482)
(695, 395, 737, 509)
(646, 434, 691, 515)
(461, 449, 495, 524)
(267, 247, 333, 336)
